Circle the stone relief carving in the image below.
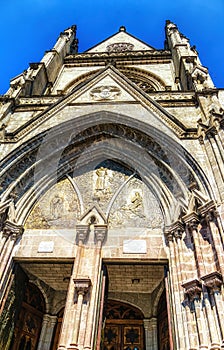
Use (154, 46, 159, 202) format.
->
(24, 160, 163, 230)
(25, 178, 80, 229)
(90, 86, 121, 101)
(106, 42, 134, 52)
(108, 176, 163, 229)
(74, 160, 132, 212)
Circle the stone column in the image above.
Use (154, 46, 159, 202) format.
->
(151, 317, 158, 350)
(0, 220, 23, 304)
(37, 314, 57, 350)
(58, 225, 89, 350)
(201, 272, 223, 347)
(144, 317, 158, 350)
(143, 319, 151, 350)
(166, 232, 186, 349)
(83, 225, 107, 350)
(182, 279, 209, 350)
(201, 205, 224, 276)
(173, 224, 191, 349)
(183, 213, 205, 277)
(70, 278, 91, 348)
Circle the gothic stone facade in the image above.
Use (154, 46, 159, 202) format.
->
(0, 21, 224, 350)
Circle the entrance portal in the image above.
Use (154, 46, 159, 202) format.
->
(10, 282, 45, 350)
(103, 300, 145, 350)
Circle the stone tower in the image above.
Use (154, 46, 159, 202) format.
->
(0, 21, 224, 350)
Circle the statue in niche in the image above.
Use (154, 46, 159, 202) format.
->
(50, 195, 63, 219)
(7, 200, 16, 222)
(95, 167, 107, 191)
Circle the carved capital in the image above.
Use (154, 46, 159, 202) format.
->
(182, 212, 199, 231)
(169, 220, 184, 239)
(94, 224, 107, 243)
(201, 272, 223, 293)
(76, 225, 89, 243)
(164, 230, 174, 244)
(199, 200, 217, 220)
(3, 220, 23, 239)
(182, 279, 202, 300)
(73, 277, 91, 295)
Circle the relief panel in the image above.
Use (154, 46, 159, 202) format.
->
(25, 178, 80, 229)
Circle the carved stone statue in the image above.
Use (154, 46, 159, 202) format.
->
(50, 195, 63, 219)
(95, 167, 107, 191)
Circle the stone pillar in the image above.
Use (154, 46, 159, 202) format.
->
(143, 318, 158, 350)
(58, 223, 107, 350)
(166, 232, 186, 349)
(70, 278, 91, 347)
(201, 272, 223, 347)
(182, 279, 209, 350)
(0, 220, 23, 304)
(151, 317, 158, 350)
(200, 205, 224, 276)
(58, 225, 89, 350)
(143, 319, 151, 350)
(183, 213, 205, 277)
(37, 314, 57, 350)
(83, 225, 107, 350)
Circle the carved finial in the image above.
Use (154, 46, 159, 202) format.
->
(119, 26, 126, 32)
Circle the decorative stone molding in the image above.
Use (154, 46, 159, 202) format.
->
(73, 277, 91, 295)
(164, 229, 174, 244)
(199, 200, 218, 221)
(169, 220, 184, 239)
(90, 86, 121, 101)
(76, 225, 89, 243)
(201, 272, 223, 293)
(182, 212, 199, 231)
(94, 224, 107, 243)
(182, 279, 202, 300)
(3, 220, 24, 239)
(107, 43, 134, 52)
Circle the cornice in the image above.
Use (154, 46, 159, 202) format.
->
(64, 49, 172, 66)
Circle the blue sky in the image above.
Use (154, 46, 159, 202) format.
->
(0, 0, 223, 94)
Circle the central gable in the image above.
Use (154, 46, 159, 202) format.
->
(86, 26, 155, 53)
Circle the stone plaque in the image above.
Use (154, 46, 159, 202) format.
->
(123, 239, 147, 254)
(38, 241, 54, 253)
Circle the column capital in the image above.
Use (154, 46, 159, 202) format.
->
(182, 212, 199, 230)
(182, 279, 202, 300)
(164, 230, 174, 243)
(201, 272, 223, 293)
(170, 220, 185, 239)
(143, 318, 150, 329)
(3, 220, 23, 239)
(73, 277, 91, 295)
(94, 224, 107, 243)
(76, 225, 89, 243)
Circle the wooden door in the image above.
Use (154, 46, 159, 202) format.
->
(103, 300, 145, 350)
(10, 283, 45, 350)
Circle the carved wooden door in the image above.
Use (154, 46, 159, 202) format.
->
(11, 283, 45, 350)
(103, 300, 145, 350)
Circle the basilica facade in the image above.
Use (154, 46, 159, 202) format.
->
(0, 21, 224, 350)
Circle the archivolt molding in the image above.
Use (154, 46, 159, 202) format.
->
(119, 66, 167, 91)
(63, 68, 101, 94)
(0, 113, 213, 226)
(63, 66, 166, 95)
